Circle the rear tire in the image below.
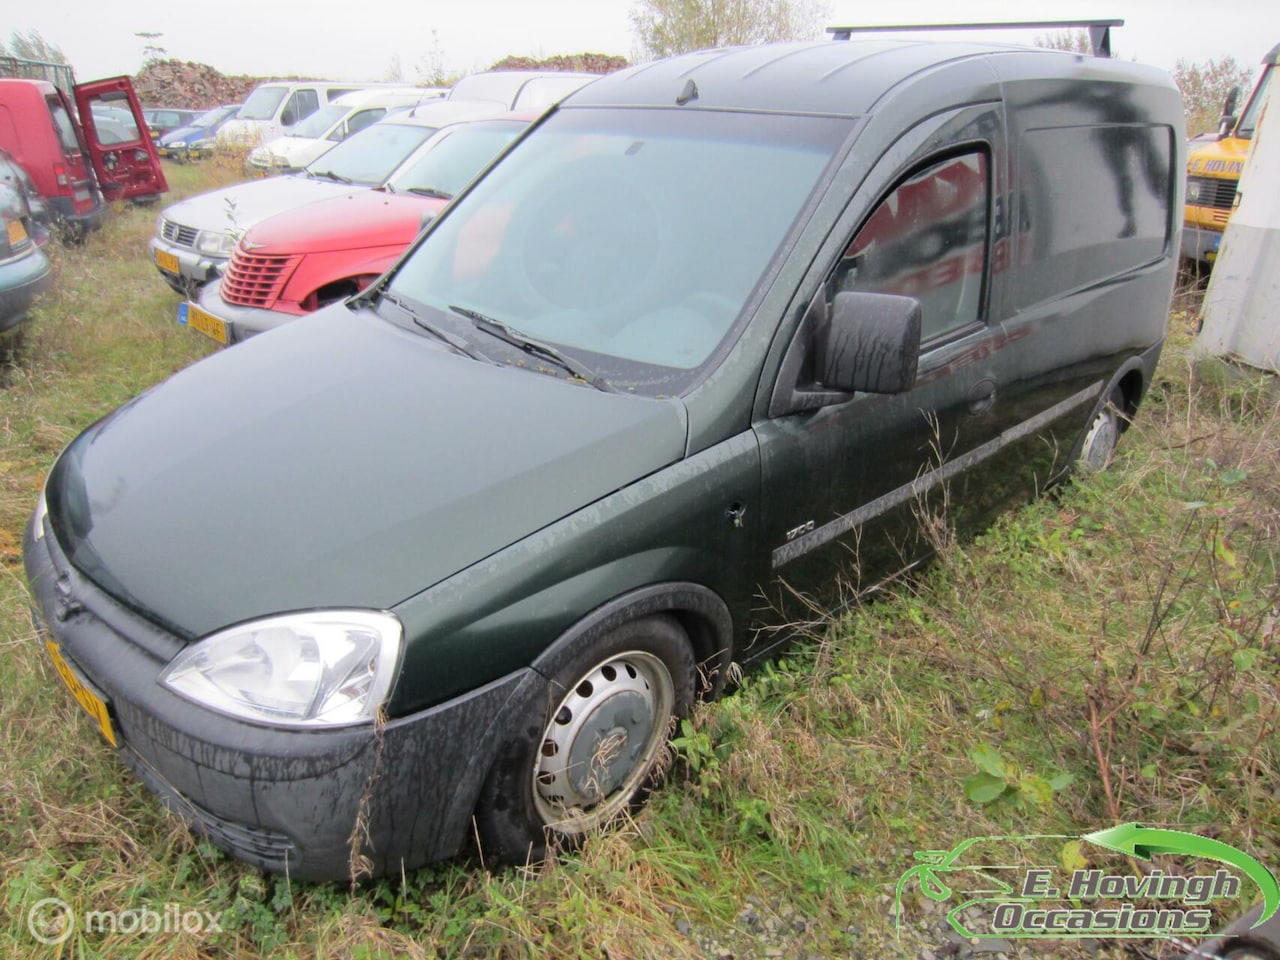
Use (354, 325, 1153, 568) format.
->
(474, 614, 696, 865)
(1077, 386, 1127, 474)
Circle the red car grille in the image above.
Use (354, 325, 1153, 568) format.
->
(221, 249, 300, 308)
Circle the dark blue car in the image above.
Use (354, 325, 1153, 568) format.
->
(157, 104, 240, 161)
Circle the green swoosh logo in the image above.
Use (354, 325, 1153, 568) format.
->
(1084, 823, 1279, 927)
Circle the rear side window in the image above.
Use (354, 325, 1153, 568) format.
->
(1015, 125, 1173, 308)
(283, 89, 320, 127)
(832, 152, 990, 341)
(344, 108, 386, 138)
(46, 96, 80, 153)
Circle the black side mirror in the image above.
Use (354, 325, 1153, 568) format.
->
(1217, 85, 1242, 139)
(816, 291, 921, 394)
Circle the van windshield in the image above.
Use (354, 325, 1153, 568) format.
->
(289, 105, 347, 138)
(385, 108, 846, 396)
(1236, 67, 1272, 140)
(239, 87, 288, 121)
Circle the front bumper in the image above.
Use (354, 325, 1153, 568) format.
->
(148, 235, 228, 292)
(0, 246, 53, 333)
(1180, 225, 1223, 265)
(23, 509, 541, 881)
(192, 277, 302, 344)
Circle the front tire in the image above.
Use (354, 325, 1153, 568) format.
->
(474, 614, 696, 865)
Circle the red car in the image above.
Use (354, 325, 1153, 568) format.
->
(187, 115, 530, 345)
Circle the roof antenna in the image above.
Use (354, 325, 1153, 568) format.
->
(676, 78, 699, 105)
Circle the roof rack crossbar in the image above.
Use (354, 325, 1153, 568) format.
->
(826, 19, 1123, 58)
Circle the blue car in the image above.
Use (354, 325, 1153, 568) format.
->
(157, 104, 240, 162)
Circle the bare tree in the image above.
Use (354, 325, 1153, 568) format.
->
(1034, 30, 1091, 55)
(630, 0, 829, 60)
(1, 29, 68, 63)
(1174, 56, 1256, 137)
(135, 31, 167, 68)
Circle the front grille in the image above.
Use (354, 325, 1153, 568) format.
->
(1187, 175, 1238, 212)
(160, 218, 198, 248)
(221, 248, 299, 308)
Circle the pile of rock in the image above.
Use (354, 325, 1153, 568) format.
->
(487, 53, 629, 74)
(132, 59, 266, 109)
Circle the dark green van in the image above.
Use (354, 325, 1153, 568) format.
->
(25, 33, 1184, 880)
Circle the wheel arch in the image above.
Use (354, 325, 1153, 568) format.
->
(1066, 351, 1155, 470)
(529, 581, 734, 700)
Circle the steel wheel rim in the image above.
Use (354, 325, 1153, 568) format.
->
(1081, 407, 1119, 473)
(532, 650, 675, 834)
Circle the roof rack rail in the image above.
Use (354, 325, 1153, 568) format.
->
(826, 19, 1123, 59)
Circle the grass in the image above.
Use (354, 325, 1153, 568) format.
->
(1, 167, 1277, 959)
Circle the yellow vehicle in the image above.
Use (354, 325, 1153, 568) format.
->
(1183, 43, 1277, 265)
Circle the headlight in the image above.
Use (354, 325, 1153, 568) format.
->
(1186, 180, 1202, 203)
(160, 610, 403, 727)
(191, 138, 214, 150)
(196, 230, 237, 256)
(168, 140, 187, 149)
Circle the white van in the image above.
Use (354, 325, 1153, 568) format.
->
(246, 87, 447, 174)
(218, 81, 377, 148)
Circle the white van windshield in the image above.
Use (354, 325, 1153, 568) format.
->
(289, 105, 346, 138)
(239, 87, 288, 121)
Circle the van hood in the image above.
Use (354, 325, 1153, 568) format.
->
(46, 305, 688, 639)
(159, 176, 358, 236)
(249, 136, 332, 171)
(243, 189, 445, 255)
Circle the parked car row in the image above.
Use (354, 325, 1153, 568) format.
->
(246, 87, 448, 175)
(190, 114, 532, 343)
(150, 71, 595, 329)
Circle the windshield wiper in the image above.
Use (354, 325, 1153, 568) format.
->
(379, 292, 487, 362)
(307, 169, 351, 184)
(450, 305, 614, 392)
(406, 186, 453, 200)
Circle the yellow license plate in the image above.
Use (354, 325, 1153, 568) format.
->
(154, 248, 181, 274)
(7, 219, 26, 245)
(46, 640, 118, 747)
(187, 303, 228, 344)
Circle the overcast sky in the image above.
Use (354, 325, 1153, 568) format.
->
(9, 0, 1275, 87)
